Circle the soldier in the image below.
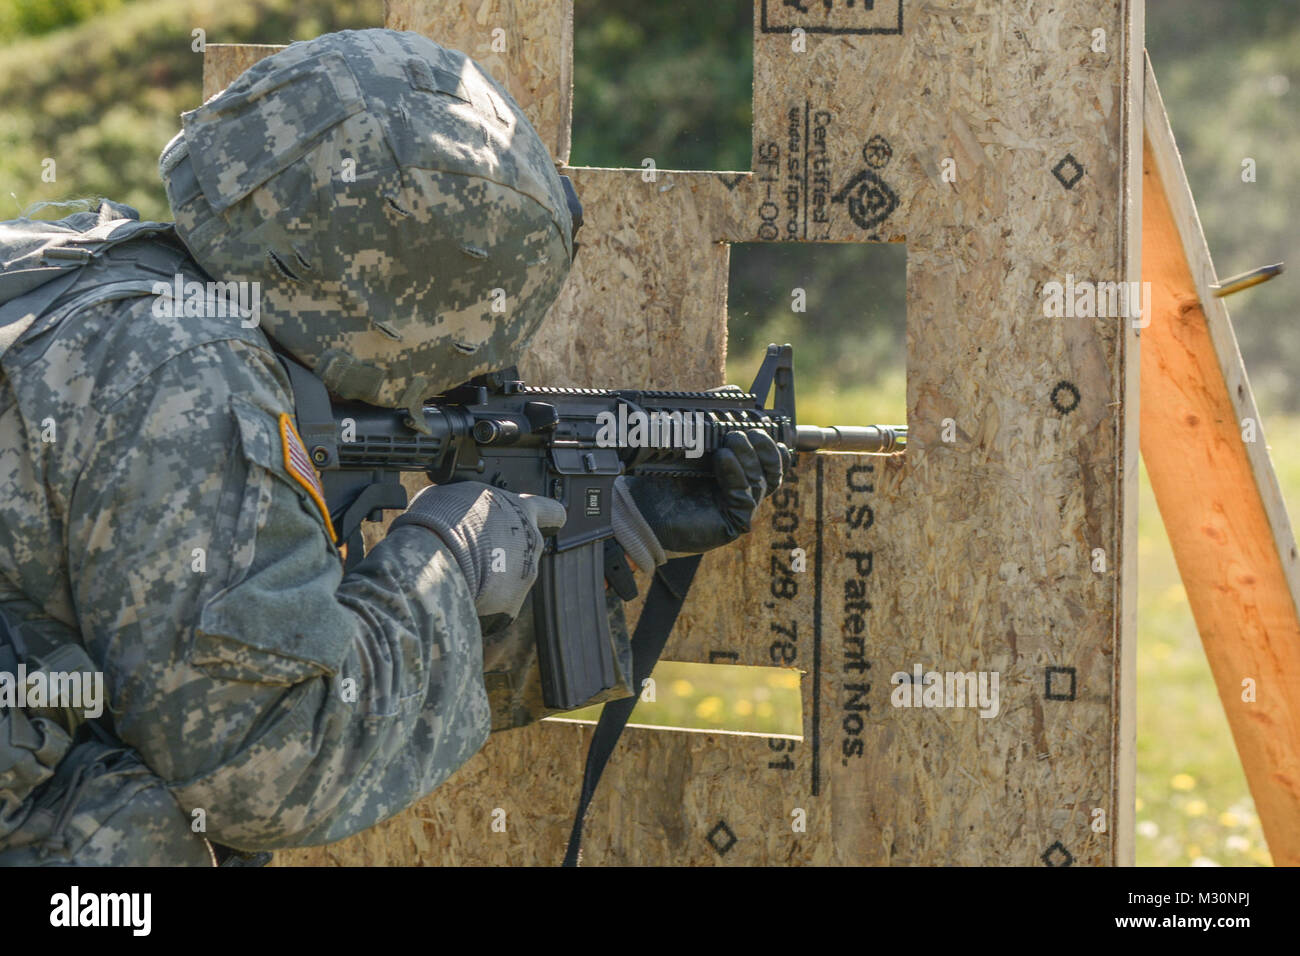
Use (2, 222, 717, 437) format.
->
(0, 28, 786, 865)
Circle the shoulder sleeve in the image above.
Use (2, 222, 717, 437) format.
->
(67, 327, 489, 849)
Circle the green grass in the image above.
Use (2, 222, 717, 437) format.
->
(1132, 408, 1300, 866)
(1136, 456, 1272, 867)
(559, 662, 802, 736)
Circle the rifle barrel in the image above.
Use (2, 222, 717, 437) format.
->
(794, 424, 906, 453)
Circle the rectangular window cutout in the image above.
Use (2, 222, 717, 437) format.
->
(548, 661, 802, 737)
(571, 0, 753, 171)
(727, 242, 907, 427)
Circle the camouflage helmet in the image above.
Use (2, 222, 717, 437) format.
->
(159, 29, 574, 419)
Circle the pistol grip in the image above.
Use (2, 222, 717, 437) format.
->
(534, 540, 617, 710)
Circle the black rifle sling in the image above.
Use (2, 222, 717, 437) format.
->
(562, 553, 702, 867)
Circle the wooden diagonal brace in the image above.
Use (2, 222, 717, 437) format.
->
(1141, 52, 1300, 865)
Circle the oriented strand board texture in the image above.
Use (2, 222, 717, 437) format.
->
(737, 1, 1139, 865)
(516, 168, 742, 389)
(202, 44, 285, 100)
(276, 721, 827, 866)
(211, 0, 1139, 866)
(385, 0, 573, 165)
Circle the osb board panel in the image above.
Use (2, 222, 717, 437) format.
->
(517, 168, 743, 390)
(277, 721, 826, 867)
(202, 44, 284, 100)
(1141, 62, 1300, 865)
(385, 0, 573, 165)
(742, 1, 1139, 865)
(280, 450, 1107, 866)
(202, 3, 574, 162)
(212, 0, 1139, 866)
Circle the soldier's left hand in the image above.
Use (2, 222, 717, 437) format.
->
(611, 428, 791, 570)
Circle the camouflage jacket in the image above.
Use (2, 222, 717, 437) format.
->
(0, 211, 491, 861)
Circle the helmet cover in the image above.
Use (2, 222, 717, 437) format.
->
(160, 29, 573, 419)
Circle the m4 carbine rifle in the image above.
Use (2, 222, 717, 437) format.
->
(279, 344, 905, 711)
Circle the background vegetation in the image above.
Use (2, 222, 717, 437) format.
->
(1, 0, 1293, 866)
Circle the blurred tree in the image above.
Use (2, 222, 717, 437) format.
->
(0, 0, 383, 220)
(1147, 0, 1299, 413)
(571, 0, 752, 171)
(726, 242, 906, 395)
(0, 0, 129, 42)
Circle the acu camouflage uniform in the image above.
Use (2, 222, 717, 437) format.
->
(0, 30, 610, 865)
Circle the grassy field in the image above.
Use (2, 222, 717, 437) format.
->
(1134, 447, 1272, 868)
(1133, 406, 1300, 867)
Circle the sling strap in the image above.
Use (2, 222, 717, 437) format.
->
(562, 554, 702, 866)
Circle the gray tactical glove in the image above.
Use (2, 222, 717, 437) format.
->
(391, 482, 567, 624)
(612, 428, 791, 570)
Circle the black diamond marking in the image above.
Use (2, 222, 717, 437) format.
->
(1041, 841, 1074, 866)
(718, 173, 746, 190)
(832, 169, 899, 231)
(1052, 153, 1085, 190)
(1050, 381, 1080, 415)
(1044, 666, 1077, 702)
(706, 820, 737, 856)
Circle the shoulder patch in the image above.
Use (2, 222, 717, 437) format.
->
(278, 412, 337, 542)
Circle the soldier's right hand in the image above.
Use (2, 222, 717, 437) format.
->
(391, 482, 567, 625)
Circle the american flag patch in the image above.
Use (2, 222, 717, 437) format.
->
(279, 413, 337, 541)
